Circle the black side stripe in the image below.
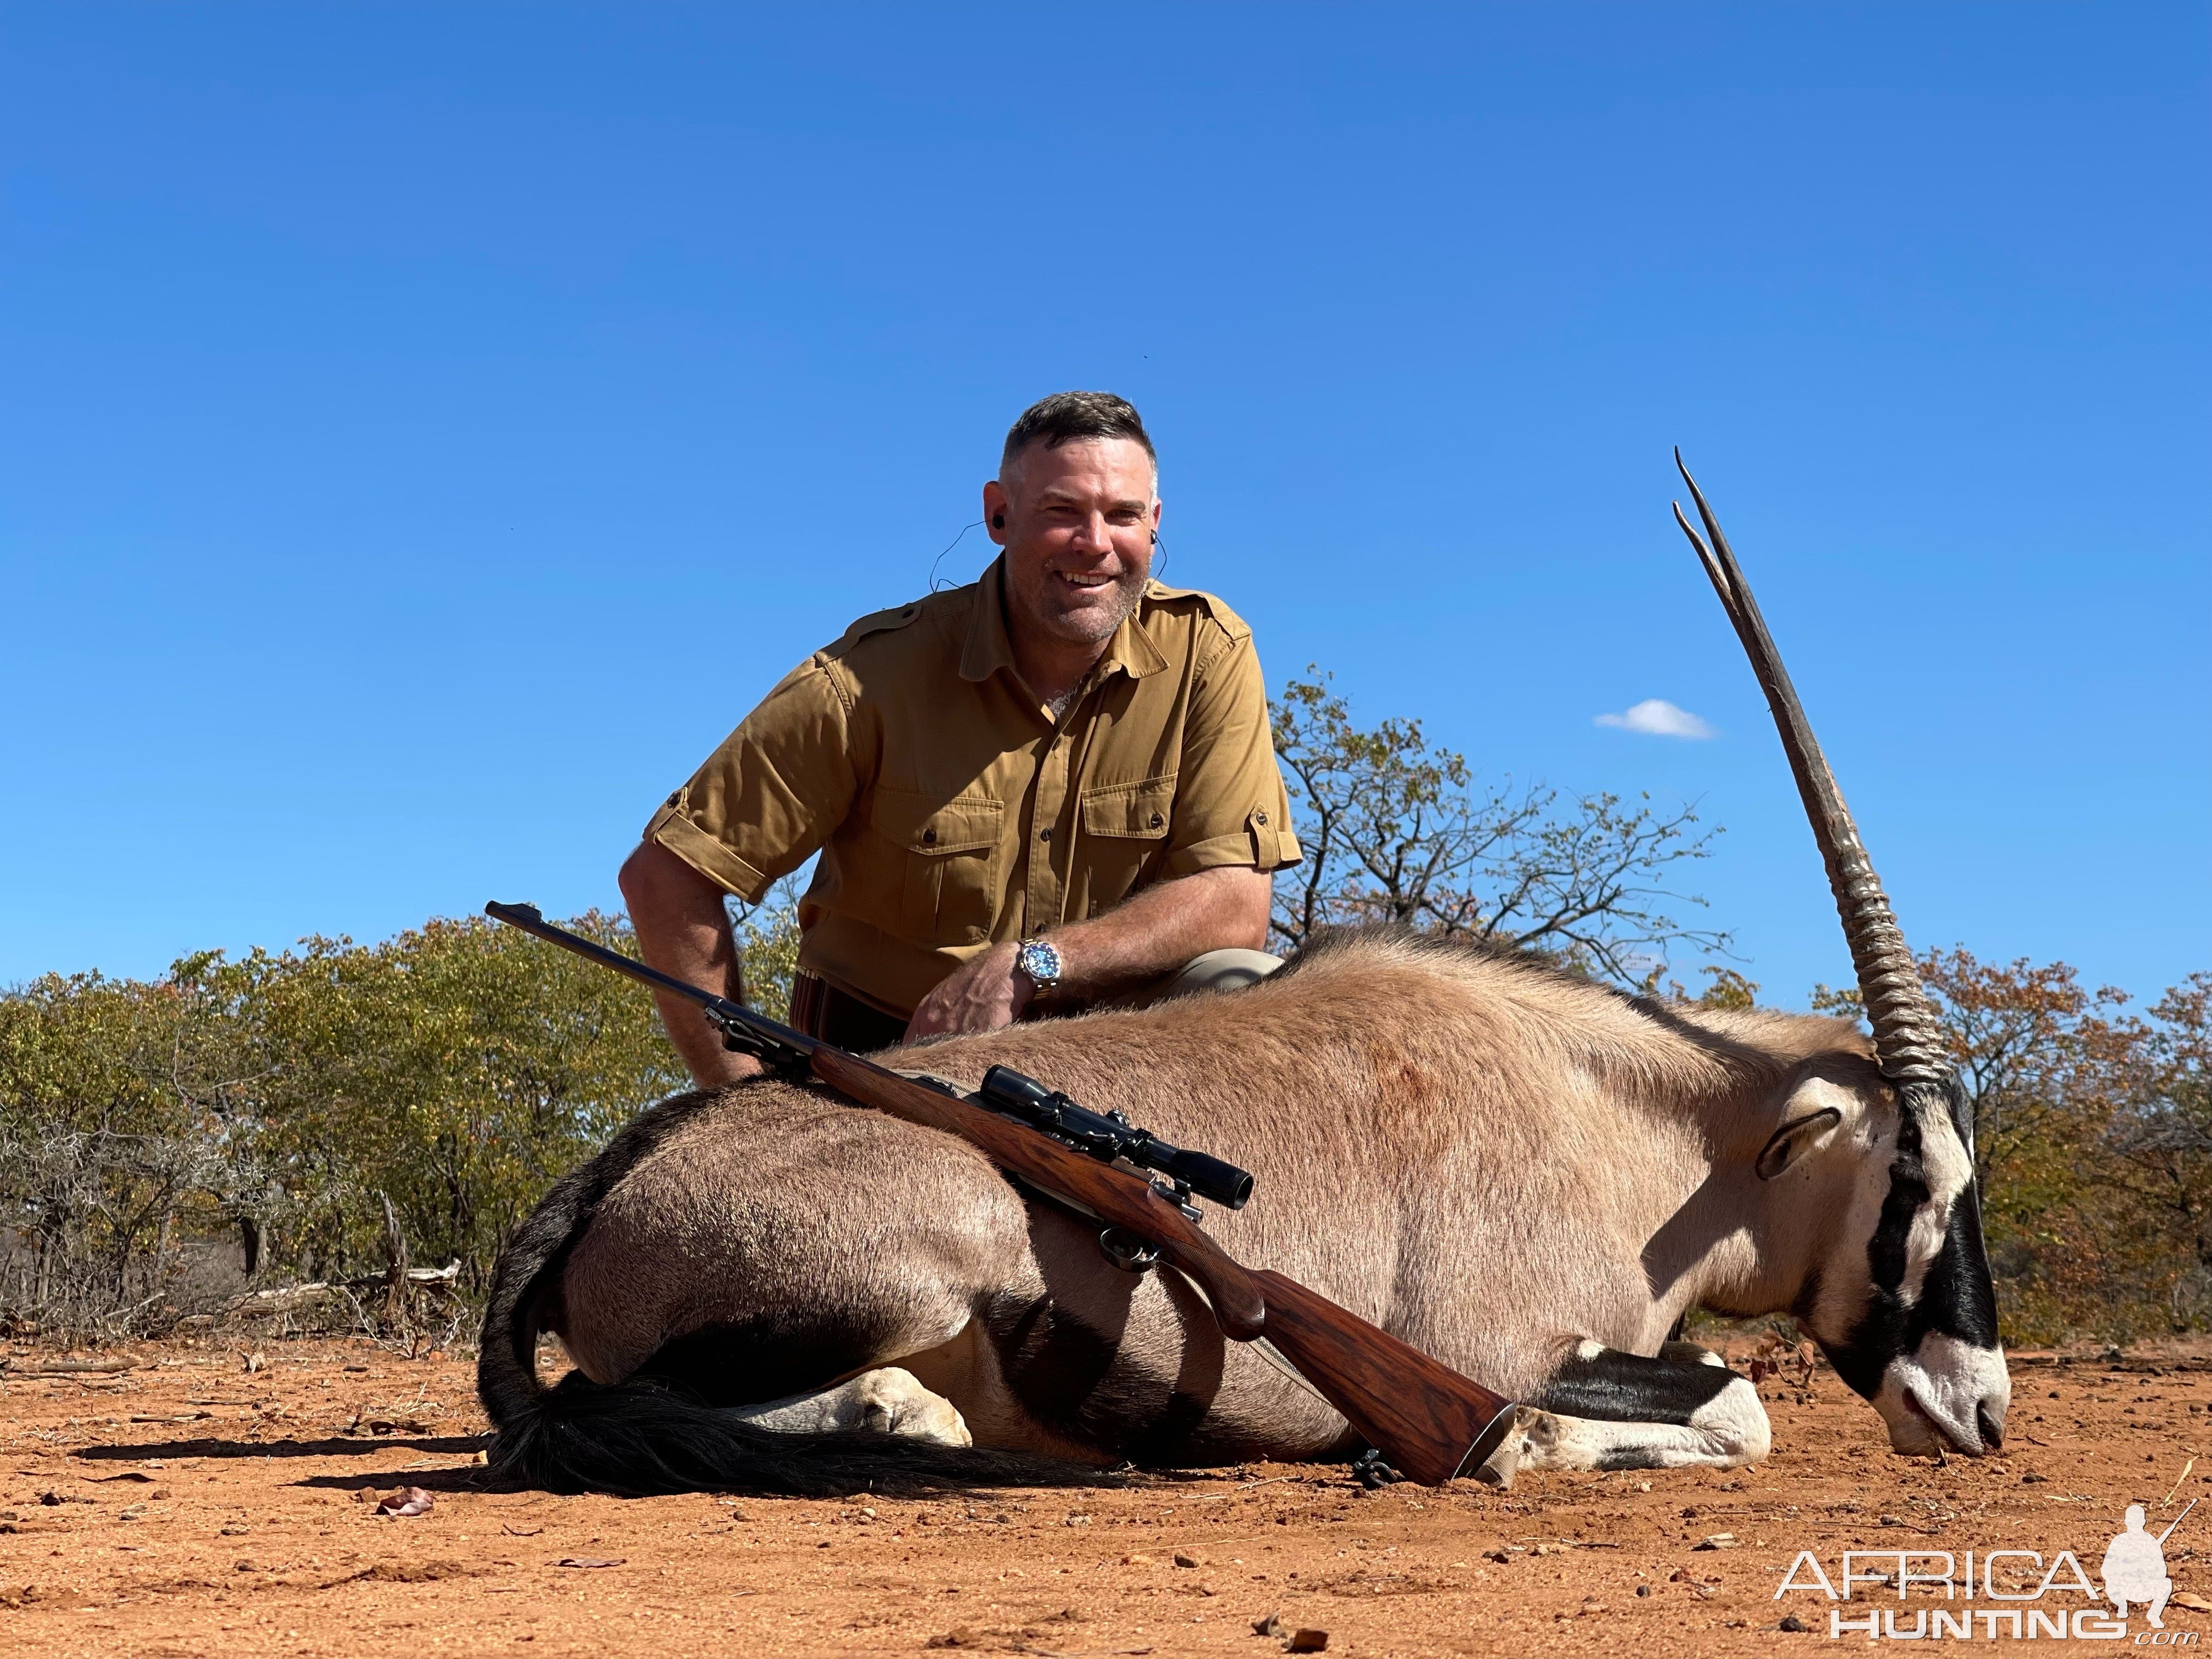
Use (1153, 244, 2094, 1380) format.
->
(1529, 1346, 1740, 1426)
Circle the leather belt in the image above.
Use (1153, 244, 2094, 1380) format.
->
(789, 972, 910, 1055)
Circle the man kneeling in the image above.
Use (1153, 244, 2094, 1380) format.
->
(620, 391, 1300, 1078)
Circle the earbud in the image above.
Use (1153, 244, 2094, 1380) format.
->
(991, 512, 1005, 529)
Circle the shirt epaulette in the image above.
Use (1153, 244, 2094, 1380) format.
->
(1143, 582, 1252, 644)
(829, 597, 930, 654)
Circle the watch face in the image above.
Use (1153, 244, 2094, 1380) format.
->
(1020, 941, 1060, 985)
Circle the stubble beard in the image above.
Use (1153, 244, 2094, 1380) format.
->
(1022, 561, 1151, 648)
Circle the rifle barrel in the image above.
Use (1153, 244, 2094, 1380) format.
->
(2158, 1498, 2197, 1544)
(485, 901, 817, 1063)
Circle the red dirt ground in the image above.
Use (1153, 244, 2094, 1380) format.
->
(4, 1335, 2210, 1657)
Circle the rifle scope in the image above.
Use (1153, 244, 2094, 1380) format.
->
(978, 1064, 1253, 1211)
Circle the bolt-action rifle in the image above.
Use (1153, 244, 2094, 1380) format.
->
(486, 901, 1518, 1485)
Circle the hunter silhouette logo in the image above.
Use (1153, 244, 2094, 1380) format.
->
(1773, 1498, 2199, 1641)
(2105, 1500, 2193, 1629)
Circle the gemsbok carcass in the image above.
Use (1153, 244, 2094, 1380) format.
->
(477, 458, 2007, 1493)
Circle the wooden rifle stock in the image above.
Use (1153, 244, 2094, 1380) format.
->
(812, 1054, 1517, 1486)
(487, 902, 1517, 1487)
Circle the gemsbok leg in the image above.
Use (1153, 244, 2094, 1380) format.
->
(1475, 1340, 1771, 1482)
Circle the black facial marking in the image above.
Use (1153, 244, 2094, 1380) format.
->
(1866, 1108, 1932, 1293)
(1530, 1346, 1740, 1426)
(1817, 1080, 2002, 1399)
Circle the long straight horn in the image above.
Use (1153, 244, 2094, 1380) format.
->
(1669, 450, 1948, 1087)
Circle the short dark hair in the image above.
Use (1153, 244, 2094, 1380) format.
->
(1000, 391, 1156, 476)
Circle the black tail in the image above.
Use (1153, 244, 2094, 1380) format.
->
(476, 1090, 1110, 1497)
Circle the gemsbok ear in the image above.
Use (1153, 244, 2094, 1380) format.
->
(1756, 1107, 1844, 1181)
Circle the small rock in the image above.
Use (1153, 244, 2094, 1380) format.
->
(1578, 1599, 1606, 1616)
(1121, 1552, 1154, 1567)
(1636, 1584, 1652, 1598)
(1254, 1612, 1286, 1637)
(2023, 1472, 2049, 1485)
(1174, 1551, 1204, 1568)
(1287, 1632, 1329, 1655)
(1693, 1533, 1738, 1550)
(1780, 1614, 1812, 1632)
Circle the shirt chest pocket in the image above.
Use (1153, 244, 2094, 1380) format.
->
(871, 788, 1003, 945)
(1076, 772, 1177, 909)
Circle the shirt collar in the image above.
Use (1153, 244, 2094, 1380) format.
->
(960, 557, 1171, 686)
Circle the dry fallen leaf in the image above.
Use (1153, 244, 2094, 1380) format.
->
(371, 1486, 435, 1519)
(2174, 1592, 2212, 1614)
(555, 1556, 625, 1569)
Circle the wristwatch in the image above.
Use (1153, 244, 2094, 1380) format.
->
(1015, 938, 1064, 997)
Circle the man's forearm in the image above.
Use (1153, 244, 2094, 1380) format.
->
(904, 864, 1274, 1041)
(1046, 865, 1272, 1001)
(617, 838, 761, 1086)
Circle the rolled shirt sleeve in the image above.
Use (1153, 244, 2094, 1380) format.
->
(643, 657, 861, 904)
(1160, 627, 1304, 879)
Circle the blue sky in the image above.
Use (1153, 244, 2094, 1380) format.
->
(3, 5, 2205, 1008)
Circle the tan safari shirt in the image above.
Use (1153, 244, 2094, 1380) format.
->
(644, 555, 1302, 1019)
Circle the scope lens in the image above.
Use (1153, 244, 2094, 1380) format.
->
(1156, 1147, 1254, 1210)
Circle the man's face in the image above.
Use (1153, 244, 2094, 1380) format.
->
(985, 437, 1161, 650)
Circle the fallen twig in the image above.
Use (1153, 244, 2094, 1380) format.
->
(5, 1358, 137, 1376)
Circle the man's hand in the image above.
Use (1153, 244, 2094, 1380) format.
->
(905, 940, 1034, 1040)
(902, 865, 1271, 1043)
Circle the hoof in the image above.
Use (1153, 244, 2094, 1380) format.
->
(853, 1367, 973, 1448)
(1471, 1406, 1536, 1489)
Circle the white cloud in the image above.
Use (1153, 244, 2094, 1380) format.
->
(1594, 698, 1718, 740)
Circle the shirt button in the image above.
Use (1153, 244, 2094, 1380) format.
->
(922, 828, 936, 845)
(1039, 827, 1053, 843)
(1149, 812, 1164, 828)
(1255, 810, 1269, 824)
